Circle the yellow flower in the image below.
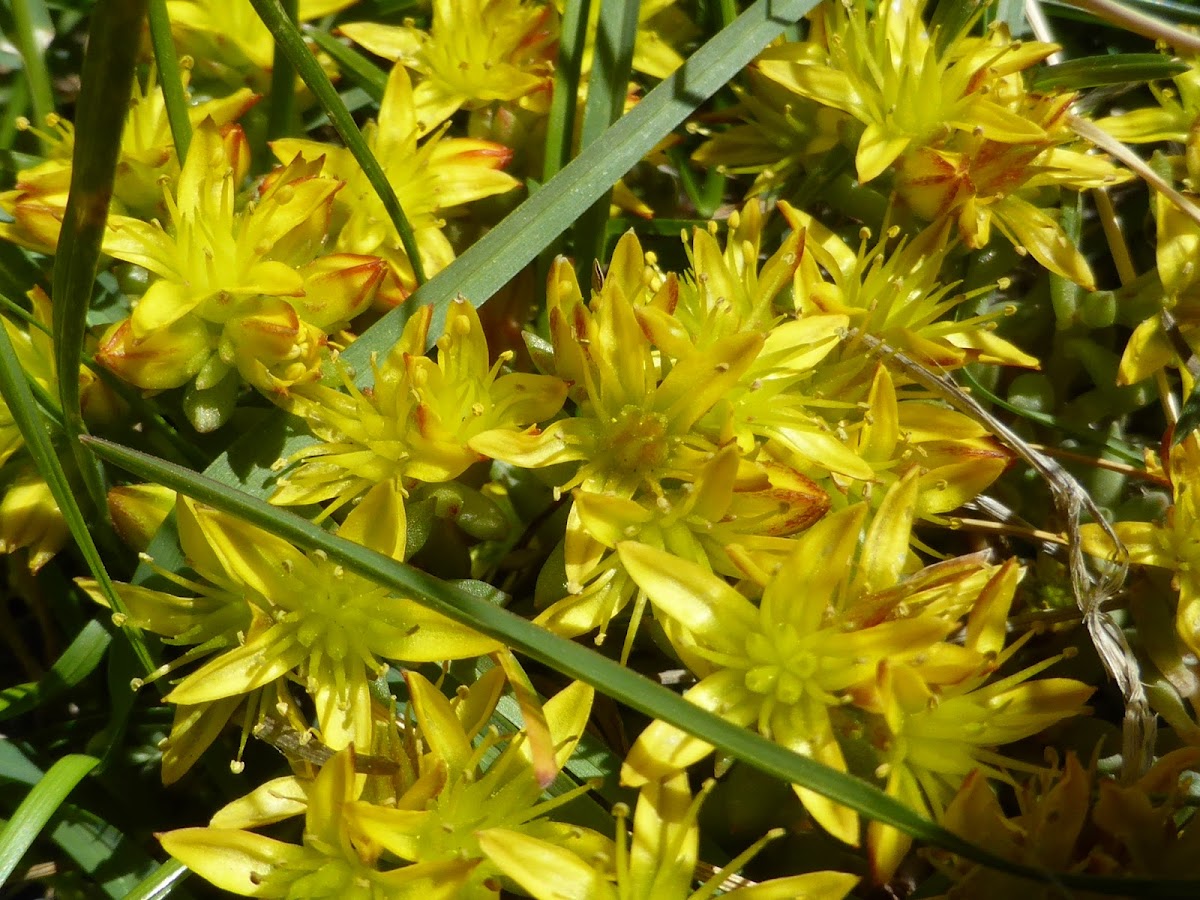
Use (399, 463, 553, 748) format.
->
(868, 586, 1094, 883)
(273, 299, 566, 509)
(755, 1, 1057, 184)
(168, 671, 606, 898)
(273, 64, 520, 302)
(847, 364, 1011, 517)
(0, 69, 257, 253)
(471, 235, 763, 500)
(168, 0, 356, 92)
(787, 206, 1038, 379)
(345, 672, 608, 899)
(534, 446, 828, 653)
(99, 119, 385, 403)
(478, 773, 861, 899)
(1082, 439, 1200, 658)
(745, 4, 1124, 286)
(931, 747, 1200, 896)
(691, 65, 842, 195)
(0, 464, 70, 573)
(615, 473, 996, 846)
(161, 747, 477, 898)
(82, 482, 499, 757)
(339, 0, 556, 134)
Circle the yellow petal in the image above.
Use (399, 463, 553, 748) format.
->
(856, 123, 911, 184)
(158, 827, 309, 897)
(165, 630, 307, 705)
(338, 480, 406, 561)
(372, 599, 503, 661)
(210, 776, 308, 829)
(617, 542, 758, 651)
(186, 502, 303, 600)
(621, 670, 758, 786)
(406, 669, 473, 772)
(993, 196, 1096, 290)
(476, 829, 616, 900)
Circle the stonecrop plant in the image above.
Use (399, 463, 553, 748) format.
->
(6, 0, 1200, 898)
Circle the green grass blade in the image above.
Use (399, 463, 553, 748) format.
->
(543, 0, 591, 182)
(1043, 0, 1200, 26)
(0, 743, 156, 897)
(574, 0, 640, 276)
(1174, 379, 1200, 444)
(10, 0, 54, 140)
(248, 0, 426, 283)
(0, 754, 99, 888)
(266, 0, 299, 144)
(304, 25, 386, 103)
(1032, 53, 1188, 90)
(0, 300, 156, 677)
(357, 0, 824, 351)
(0, 620, 112, 723)
(0, 78, 31, 149)
(52, 0, 151, 520)
(146, 0, 192, 161)
(124, 859, 190, 900)
(82, 436, 1200, 896)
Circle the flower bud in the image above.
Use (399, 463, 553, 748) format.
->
(96, 316, 215, 391)
(108, 484, 177, 551)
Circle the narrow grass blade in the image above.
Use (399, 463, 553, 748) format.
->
(0, 754, 99, 888)
(10, 0, 54, 140)
(0, 78, 30, 148)
(249, 0, 426, 283)
(0, 302, 156, 676)
(1044, 0, 1200, 26)
(356, 0, 824, 355)
(266, 0, 299, 143)
(0, 620, 112, 723)
(304, 26, 386, 103)
(147, 0, 192, 161)
(543, 0, 590, 182)
(574, 0, 640, 276)
(52, 0, 150, 519)
(82, 436, 1200, 896)
(1032, 53, 1187, 90)
(123, 859, 190, 900)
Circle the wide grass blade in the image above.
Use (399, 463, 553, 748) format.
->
(0, 754, 99, 888)
(82, 436, 1200, 896)
(543, 0, 591, 182)
(52, 0, 150, 519)
(355, 0, 826, 351)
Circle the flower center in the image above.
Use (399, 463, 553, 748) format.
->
(741, 625, 820, 705)
(607, 406, 671, 474)
(289, 558, 391, 665)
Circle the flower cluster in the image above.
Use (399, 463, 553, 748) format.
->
(7, 0, 1200, 898)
